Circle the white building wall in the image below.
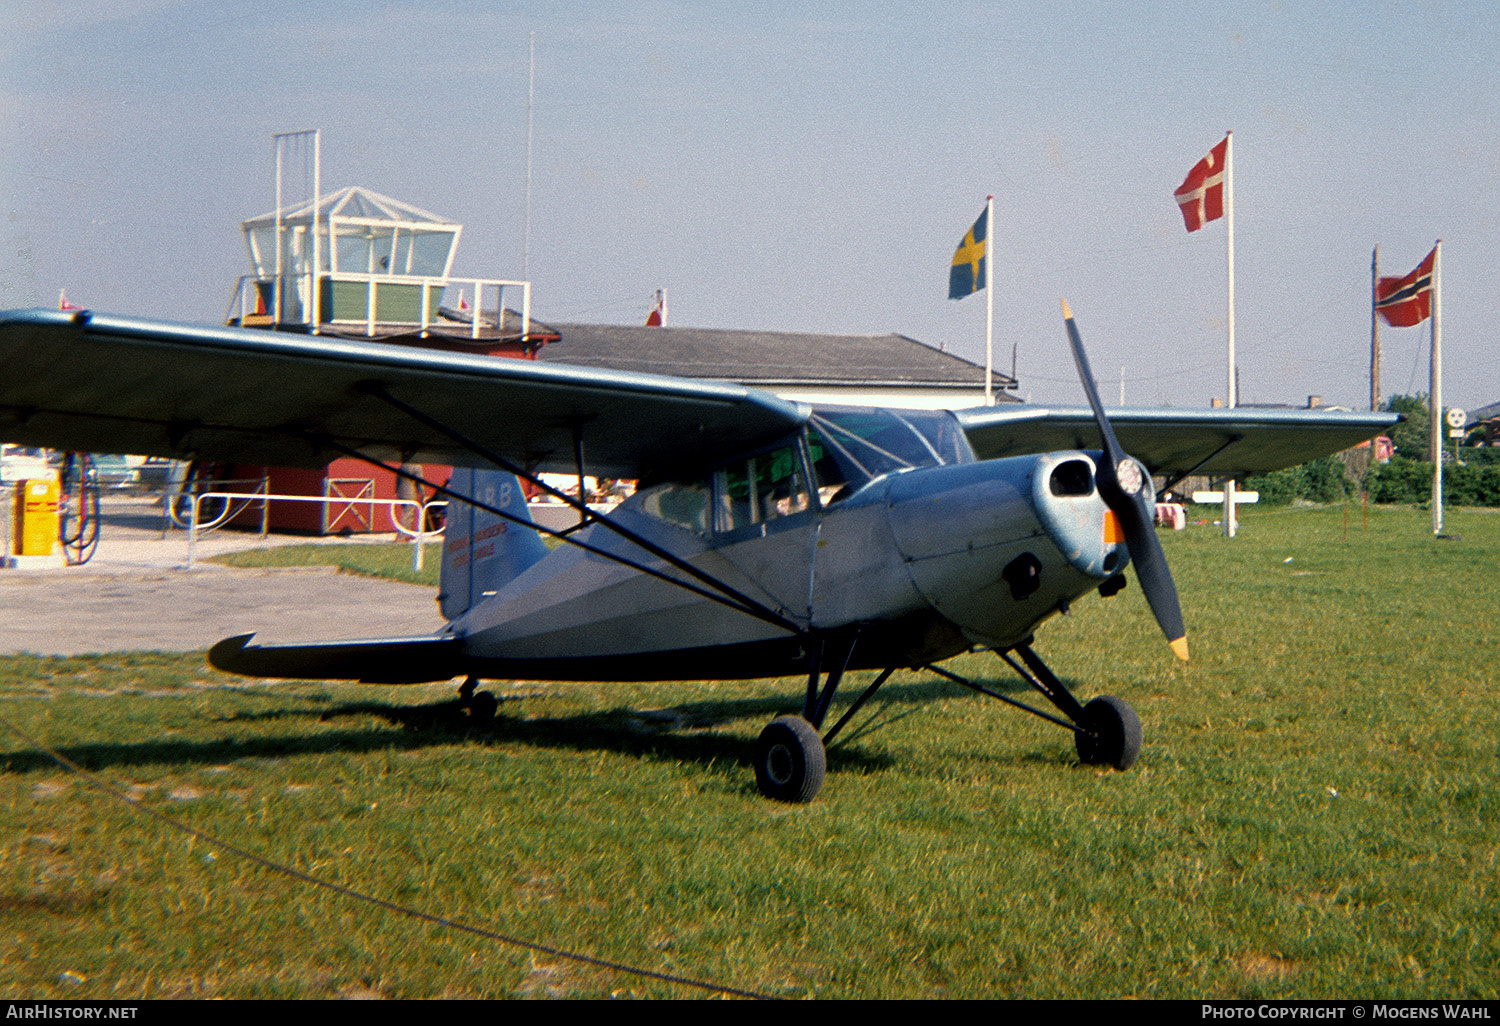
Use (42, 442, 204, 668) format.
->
(760, 384, 1002, 411)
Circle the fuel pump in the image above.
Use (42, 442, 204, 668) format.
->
(58, 452, 101, 565)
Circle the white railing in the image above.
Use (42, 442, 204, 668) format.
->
(225, 273, 531, 341)
(183, 491, 447, 572)
(164, 475, 270, 534)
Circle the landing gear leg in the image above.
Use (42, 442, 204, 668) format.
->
(1004, 643, 1141, 771)
(928, 643, 1143, 771)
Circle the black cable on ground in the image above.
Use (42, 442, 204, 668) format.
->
(1, 711, 775, 1000)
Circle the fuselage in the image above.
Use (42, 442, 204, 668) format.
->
(448, 406, 1134, 682)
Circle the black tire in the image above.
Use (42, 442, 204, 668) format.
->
(469, 690, 498, 725)
(1074, 695, 1142, 771)
(754, 715, 826, 803)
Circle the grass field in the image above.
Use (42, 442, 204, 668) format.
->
(2, 504, 1497, 999)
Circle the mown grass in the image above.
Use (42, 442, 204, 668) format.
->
(2, 504, 1497, 998)
(210, 541, 443, 586)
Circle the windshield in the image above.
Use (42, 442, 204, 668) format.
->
(807, 406, 973, 501)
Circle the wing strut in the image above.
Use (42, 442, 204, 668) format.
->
(358, 383, 813, 635)
(1155, 434, 1244, 498)
(317, 437, 810, 641)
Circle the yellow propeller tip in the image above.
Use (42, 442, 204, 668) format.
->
(1169, 636, 1189, 662)
(1060, 298, 1073, 319)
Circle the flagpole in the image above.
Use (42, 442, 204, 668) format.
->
(1223, 131, 1237, 538)
(524, 30, 535, 282)
(984, 194, 994, 406)
(1370, 245, 1381, 412)
(1430, 239, 1443, 536)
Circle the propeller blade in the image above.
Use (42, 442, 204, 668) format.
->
(1061, 300, 1188, 661)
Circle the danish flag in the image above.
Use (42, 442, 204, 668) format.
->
(1173, 137, 1228, 232)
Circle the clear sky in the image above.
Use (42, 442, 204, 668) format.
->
(4, 1, 1496, 413)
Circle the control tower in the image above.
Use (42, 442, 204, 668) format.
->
(227, 142, 548, 357)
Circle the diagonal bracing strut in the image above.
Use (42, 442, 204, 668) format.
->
(923, 659, 1087, 737)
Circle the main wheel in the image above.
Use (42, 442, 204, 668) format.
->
(754, 715, 826, 803)
(1074, 695, 1142, 771)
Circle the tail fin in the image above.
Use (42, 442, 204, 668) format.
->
(439, 468, 550, 620)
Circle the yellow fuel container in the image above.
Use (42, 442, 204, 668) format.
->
(12, 478, 61, 557)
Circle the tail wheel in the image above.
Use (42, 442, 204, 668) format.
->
(169, 462, 233, 529)
(393, 465, 422, 532)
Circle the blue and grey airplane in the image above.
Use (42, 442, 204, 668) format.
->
(0, 304, 1396, 801)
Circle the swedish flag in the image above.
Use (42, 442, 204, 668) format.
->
(948, 206, 988, 299)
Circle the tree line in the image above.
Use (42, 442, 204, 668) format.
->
(1239, 394, 1500, 507)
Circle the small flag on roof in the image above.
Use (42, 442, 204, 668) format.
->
(948, 205, 988, 300)
(645, 288, 666, 326)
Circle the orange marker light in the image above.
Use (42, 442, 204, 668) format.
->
(1103, 509, 1125, 545)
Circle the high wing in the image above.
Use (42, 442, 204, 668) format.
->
(1, 308, 1398, 483)
(954, 404, 1401, 480)
(0, 309, 807, 480)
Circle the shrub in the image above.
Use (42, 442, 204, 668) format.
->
(1244, 456, 1351, 505)
(1365, 459, 1500, 506)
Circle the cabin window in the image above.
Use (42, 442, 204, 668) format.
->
(637, 479, 712, 534)
(715, 443, 812, 533)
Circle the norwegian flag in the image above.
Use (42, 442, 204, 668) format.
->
(1376, 246, 1437, 327)
(1173, 137, 1229, 232)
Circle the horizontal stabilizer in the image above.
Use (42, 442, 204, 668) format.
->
(208, 632, 463, 683)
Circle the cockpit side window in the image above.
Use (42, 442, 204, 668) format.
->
(637, 479, 712, 534)
(807, 429, 851, 506)
(715, 442, 812, 532)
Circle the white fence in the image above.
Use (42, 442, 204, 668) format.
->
(182, 491, 447, 571)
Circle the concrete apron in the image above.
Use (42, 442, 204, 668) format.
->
(0, 494, 444, 658)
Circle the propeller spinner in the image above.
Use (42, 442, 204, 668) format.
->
(1061, 300, 1189, 662)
